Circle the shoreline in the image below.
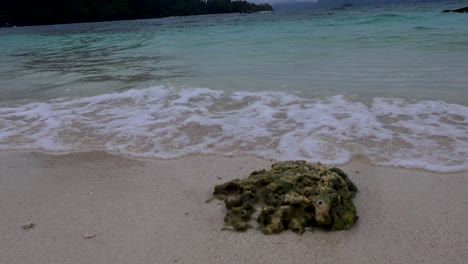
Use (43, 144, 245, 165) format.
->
(2, 149, 466, 175)
(1, 151, 467, 263)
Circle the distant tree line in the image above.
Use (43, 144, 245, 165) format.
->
(0, 0, 273, 26)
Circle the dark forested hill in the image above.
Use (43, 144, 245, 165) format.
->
(0, 0, 273, 26)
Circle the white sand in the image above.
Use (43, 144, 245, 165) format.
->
(0, 151, 467, 264)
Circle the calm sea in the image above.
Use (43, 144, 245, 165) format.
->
(0, 1, 467, 172)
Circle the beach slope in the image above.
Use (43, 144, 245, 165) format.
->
(0, 151, 466, 264)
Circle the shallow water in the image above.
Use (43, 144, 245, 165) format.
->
(0, 1, 467, 172)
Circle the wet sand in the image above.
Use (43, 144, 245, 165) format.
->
(0, 151, 467, 264)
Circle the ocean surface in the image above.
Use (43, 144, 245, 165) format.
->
(0, 1, 467, 172)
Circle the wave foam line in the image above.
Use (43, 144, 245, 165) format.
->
(0, 86, 467, 172)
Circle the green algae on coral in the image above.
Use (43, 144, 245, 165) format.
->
(213, 161, 358, 234)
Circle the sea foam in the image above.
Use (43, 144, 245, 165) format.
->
(0, 86, 466, 172)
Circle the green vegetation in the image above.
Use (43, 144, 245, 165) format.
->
(212, 161, 359, 235)
(0, 0, 273, 26)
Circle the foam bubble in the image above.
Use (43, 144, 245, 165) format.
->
(0, 86, 467, 172)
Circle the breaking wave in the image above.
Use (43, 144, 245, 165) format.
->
(0, 86, 467, 172)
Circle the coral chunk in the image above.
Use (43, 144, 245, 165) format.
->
(213, 161, 358, 234)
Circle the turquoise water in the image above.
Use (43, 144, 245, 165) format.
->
(0, 1, 467, 171)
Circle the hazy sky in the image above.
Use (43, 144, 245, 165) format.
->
(251, 0, 444, 4)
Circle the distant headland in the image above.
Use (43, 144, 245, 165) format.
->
(0, 0, 273, 27)
(443, 6, 468, 13)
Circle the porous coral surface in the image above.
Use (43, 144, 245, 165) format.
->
(213, 161, 358, 234)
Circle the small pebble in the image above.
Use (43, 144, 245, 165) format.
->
(217, 176, 222, 180)
(355, 171, 360, 173)
(83, 233, 96, 239)
(21, 221, 34, 230)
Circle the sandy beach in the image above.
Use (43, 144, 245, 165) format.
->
(0, 151, 466, 264)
